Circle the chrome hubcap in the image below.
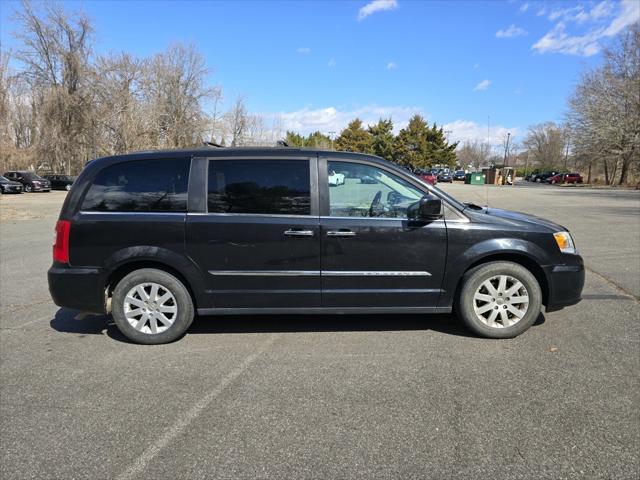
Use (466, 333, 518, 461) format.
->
(123, 282, 177, 334)
(473, 275, 529, 328)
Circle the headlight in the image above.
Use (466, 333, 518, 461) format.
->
(33, 181, 41, 186)
(553, 231, 576, 254)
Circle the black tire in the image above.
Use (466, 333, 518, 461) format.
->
(65, 184, 71, 191)
(111, 268, 194, 344)
(456, 261, 542, 339)
(24, 184, 32, 192)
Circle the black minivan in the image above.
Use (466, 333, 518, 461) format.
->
(48, 148, 584, 344)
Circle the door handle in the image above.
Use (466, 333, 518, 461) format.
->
(284, 229, 314, 237)
(326, 230, 356, 237)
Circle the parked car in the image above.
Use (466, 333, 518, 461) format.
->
(418, 170, 437, 185)
(438, 172, 453, 183)
(563, 173, 583, 184)
(546, 173, 583, 185)
(535, 171, 559, 183)
(44, 174, 76, 191)
(328, 170, 345, 186)
(48, 148, 584, 344)
(0, 175, 23, 194)
(453, 170, 466, 181)
(3, 171, 51, 192)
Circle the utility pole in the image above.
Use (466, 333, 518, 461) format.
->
(503, 132, 511, 166)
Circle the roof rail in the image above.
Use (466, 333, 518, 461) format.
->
(204, 141, 224, 148)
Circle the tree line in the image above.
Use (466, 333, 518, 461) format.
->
(0, 1, 281, 175)
(285, 116, 458, 169)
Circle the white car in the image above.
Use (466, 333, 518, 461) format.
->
(328, 170, 345, 186)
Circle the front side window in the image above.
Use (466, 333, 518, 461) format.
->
(208, 159, 310, 215)
(328, 161, 423, 218)
(81, 159, 190, 212)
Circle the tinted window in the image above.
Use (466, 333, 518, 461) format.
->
(82, 159, 190, 212)
(208, 160, 310, 215)
(328, 161, 422, 218)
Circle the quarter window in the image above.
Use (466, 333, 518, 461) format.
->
(81, 159, 190, 212)
(328, 161, 423, 218)
(207, 160, 311, 215)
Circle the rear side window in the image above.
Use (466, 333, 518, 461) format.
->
(207, 159, 310, 215)
(81, 159, 190, 212)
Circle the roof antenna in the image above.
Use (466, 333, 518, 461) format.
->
(277, 139, 289, 147)
(486, 181, 490, 212)
(204, 141, 224, 148)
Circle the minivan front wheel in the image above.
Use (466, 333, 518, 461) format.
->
(112, 268, 194, 344)
(457, 261, 542, 338)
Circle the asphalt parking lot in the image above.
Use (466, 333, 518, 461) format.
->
(1, 184, 639, 479)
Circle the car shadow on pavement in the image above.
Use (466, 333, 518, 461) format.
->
(50, 307, 546, 343)
(50, 308, 129, 342)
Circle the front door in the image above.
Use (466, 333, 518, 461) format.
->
(186, 156, 321, 309)
(319, 158, 447, 308)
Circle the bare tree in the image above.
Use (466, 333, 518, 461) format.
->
(456, 140, 490, 170)
(14, 0, 94, 173)
(92, 53, 146, 155)
(567, 25, 640, 186)
(142, 43, 214, 148)
(225, 96, 248, 147)
(522, 122, 566, 169)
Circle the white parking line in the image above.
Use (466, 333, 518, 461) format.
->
(115, 333, 280, 480)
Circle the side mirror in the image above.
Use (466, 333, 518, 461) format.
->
(407, 195, 443, 221)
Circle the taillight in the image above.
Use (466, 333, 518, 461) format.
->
(53, 220, 71, 263)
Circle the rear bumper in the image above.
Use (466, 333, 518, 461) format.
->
(543, 260, 585, 312)
(48, 264, 107, 314)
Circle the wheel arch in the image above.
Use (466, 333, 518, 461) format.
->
(453, 253, 549, 309)
(103, 246, 205, 309)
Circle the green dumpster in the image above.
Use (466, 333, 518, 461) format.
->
(465, 172, 486, 185)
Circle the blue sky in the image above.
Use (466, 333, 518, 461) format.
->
(2, 0, 638, 147)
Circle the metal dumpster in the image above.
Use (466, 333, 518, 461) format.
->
(465, 172, 486, 185)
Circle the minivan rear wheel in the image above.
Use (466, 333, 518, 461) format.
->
(112, 268, 194, 344)
(457, 261, 541, 339)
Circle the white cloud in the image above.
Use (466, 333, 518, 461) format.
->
(358, 0, 398, 21)
(473, 79, 491, 91)
(473, 63, 480, 69)
(519, 3, 529, 13)
(444, 120, 519, 146)
(496, 24, 528, 38)
(386, 61, 398, 70)
(296, 47, 311, 55)
(263, 104, 425, 136)
(533, 0, 639, 56)
(328, 57, 336, 67)
(548, 1, 614, 23)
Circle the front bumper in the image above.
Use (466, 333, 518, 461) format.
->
(2, 186, 22, 193)
(543, 259, 585, 312)
(48, 264, 107, 314)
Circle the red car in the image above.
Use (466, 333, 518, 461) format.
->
(547, 173, 583, 184)
(418, 171, 437, 185)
